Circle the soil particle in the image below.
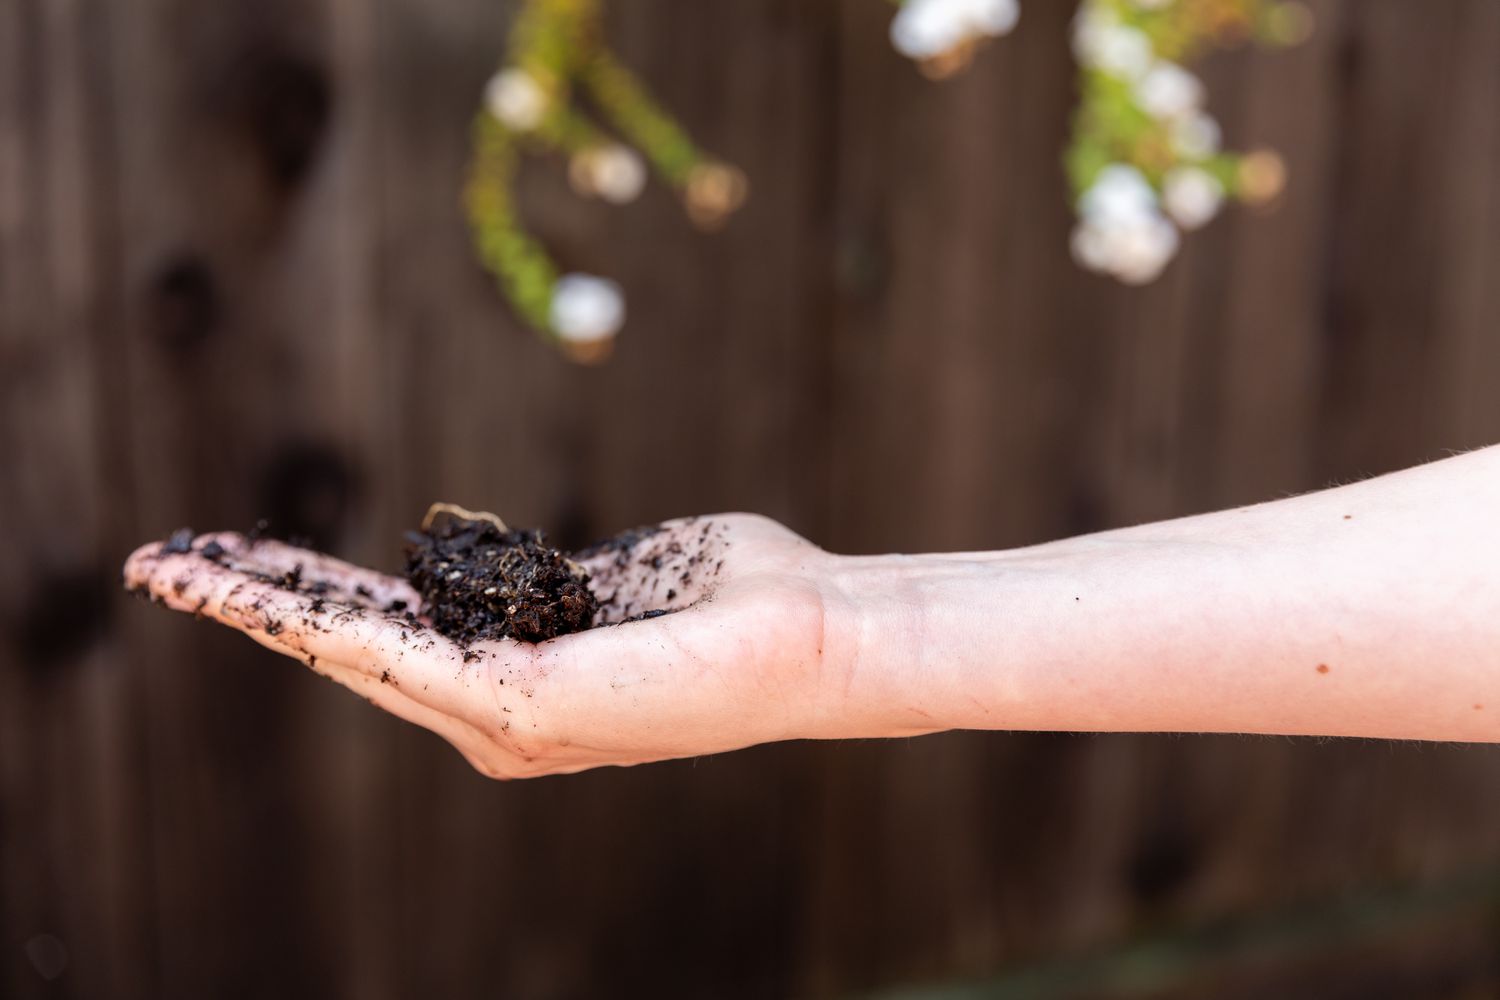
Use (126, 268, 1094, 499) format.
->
(162, 528, 195, 555)
(573, 524, 664, 570)
(405, 514, 597, 645)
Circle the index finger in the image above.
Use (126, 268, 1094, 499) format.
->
(188, 532, 419, 611)
(124, 537, 492, 716)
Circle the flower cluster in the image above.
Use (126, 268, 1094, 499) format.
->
(888, 0, 1021, 78)
(1066, 0, 1309, 283)
(476, 0, 1313, 358)
(467, 0, 747, 361)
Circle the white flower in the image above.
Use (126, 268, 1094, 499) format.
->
(574, 145, 647, 204)
(1073, 7, 1152, 80)
(1171, 110, 1222, 159)
(1135, 61, 1203, 119)
(1078, 163, 1156, 223)
(591, 146, 646, 204)
(1073, 164, 1180, 284)
(1108, 211, 1180, 284)
(550, 274, 624, 343)
(890, 0, 1018, 60)
(1162, 166, 1223, 229)
(1070, 223, 1113, 271)
(484, 68, 547, 131)
(1071, 2, 1118, 46)
(965, 0, 1020, 36)
(1072, 216, 1180, 283)
(891, 0, 964, 59)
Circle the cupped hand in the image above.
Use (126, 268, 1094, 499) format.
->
(123, 514, 845, 778)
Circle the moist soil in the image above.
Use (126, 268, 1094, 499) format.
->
(404, 514, 597, 644)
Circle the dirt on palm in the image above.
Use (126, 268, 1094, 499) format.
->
(404, 513, 597, 644)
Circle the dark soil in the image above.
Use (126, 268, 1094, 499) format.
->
(404, 515, 597, 644)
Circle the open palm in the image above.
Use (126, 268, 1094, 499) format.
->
(125, 514, 836, 778)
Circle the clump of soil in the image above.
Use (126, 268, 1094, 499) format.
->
(404, 508, 597, 644)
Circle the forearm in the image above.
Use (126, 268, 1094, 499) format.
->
(821, 447, 1500, 743)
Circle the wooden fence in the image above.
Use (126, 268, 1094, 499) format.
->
(2, 0, 1499, 996)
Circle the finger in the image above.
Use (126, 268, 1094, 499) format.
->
(192, 532, 419, 612)
(126, 542, 489, 716)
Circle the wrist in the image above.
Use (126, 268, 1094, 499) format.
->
(813, 551, 1002, 739)
(813, 539, 1129, 739)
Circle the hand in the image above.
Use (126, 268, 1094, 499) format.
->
(123, 514, 841, 778)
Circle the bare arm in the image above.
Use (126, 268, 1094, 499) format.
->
(819, 446, 1500, 743)
(124, 446, 1500, 779)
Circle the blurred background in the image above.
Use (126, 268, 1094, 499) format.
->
(3, 0, 1500, 997)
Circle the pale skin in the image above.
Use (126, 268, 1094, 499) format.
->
(123, 446, 1500, 778)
